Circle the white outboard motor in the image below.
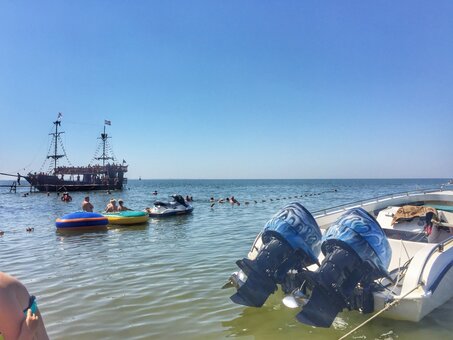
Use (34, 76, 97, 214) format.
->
(294, 207, 392, 327)
(229, 202, 322, 308)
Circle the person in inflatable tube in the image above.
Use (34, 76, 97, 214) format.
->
(105, 199, 118, 212)
(82, 196, 94, 212)
(117, 199, 131, 211)
(61, 192, 72, 202)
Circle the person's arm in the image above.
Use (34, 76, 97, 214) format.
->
(0, 282, 42, 340)
(0, 290, 25, 339)
(0, 274, 49, 340)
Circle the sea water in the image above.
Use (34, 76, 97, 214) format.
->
(1, 179, 452, 339)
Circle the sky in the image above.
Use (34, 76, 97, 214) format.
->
(0, 1, 452, 180)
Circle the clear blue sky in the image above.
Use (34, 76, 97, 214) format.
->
(1, 1, 452, 179)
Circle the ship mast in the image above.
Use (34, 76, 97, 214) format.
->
(47, 114, 65, 174)
(96, 124, 114, 167)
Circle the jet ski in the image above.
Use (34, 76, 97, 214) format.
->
(145, 194, 194, 217)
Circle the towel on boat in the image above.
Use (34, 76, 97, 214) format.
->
(391, 205, 438, 225)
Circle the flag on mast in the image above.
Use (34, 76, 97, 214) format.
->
(105, 120, 111, 126)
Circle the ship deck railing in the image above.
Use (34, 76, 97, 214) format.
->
(53, 164, 128, 175)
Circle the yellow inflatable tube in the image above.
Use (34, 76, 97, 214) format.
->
(103, 211, 149, 225)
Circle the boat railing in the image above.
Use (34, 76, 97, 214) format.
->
(417, 235, 453, 291)
(312, 187, 446, 218)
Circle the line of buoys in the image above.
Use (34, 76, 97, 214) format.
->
(208, 189, 338, 207)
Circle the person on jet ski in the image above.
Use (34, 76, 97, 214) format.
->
(172, 195, 188, 207)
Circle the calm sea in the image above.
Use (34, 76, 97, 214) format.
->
(1, 179, 452, 340)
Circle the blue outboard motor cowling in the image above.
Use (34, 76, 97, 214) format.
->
(296, 208, 391, 327)
(230, 202, 322, 307)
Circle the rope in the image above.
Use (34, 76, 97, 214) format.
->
(90, 143, 102, 164)
(388, 240, 406, 296)
(107, 140, 117, 161)
(338, 283, 422, 340)
(91, 138, 116, 163)
(58, 136, 72, 167)
(39, 137, 54, 172)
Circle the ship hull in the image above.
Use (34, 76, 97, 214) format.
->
(25, 174, 125, 192)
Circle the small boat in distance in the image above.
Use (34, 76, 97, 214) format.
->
(25, 115, 128, 192)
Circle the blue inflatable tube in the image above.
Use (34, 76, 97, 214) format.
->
(56, 212, 108, 230)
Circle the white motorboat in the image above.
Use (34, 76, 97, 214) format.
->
(224, 187, 453, 327)
(145, 195, 194, 217)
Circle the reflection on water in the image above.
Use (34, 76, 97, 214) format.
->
(151, 214, 194, 241)
(222, 295, 453, 340)
(1, 179, 452, 339)
(108, 223, 149, 232)
(56, 229, 108, 238)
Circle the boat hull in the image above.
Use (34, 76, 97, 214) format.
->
(147, 206, 194, 218)
(25, 175, 124, 192)
(374, 237, 453, 321)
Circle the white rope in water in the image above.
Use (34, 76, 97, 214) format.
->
(338, 283, 422, 340)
